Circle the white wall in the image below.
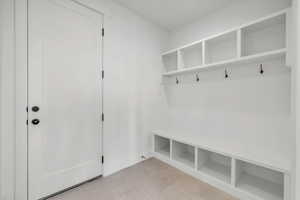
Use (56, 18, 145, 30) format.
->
(0, 0, 16, 200)
(162, 0, 294, 181)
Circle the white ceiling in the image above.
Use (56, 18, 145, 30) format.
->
(114, 0, 237, 31)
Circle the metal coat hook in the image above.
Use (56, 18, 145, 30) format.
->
(196, 74, 200, 82)
(176, 77, 179, 84)
(225, 68, 229, 79)
(260, 64, 264, 74)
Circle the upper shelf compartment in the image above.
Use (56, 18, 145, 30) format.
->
(205, 31, 237, 64)
(241, 13, 286, 57)
(162, 51, 177, 72)
(161, 9, 289, 77)
(180, 42, 203, 68)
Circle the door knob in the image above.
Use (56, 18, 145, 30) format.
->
(32, 106, 40, 112)
(32, 119, 40, 125)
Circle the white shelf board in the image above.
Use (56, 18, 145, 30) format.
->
(173, 151, 195, 169)
(153, 130, 292, 173)
(199, 160, 231, 184)
(237, 173, 283, 200)
(162, 49, 178, 57)
(163, 48, 287, 76)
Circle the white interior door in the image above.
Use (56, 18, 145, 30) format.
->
(28, 0, 103, 199)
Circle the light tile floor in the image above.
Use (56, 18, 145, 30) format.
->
(49, 158, 238, 200)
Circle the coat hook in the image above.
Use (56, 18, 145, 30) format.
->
(225, 68, 229, 79)
(196, 74, 200, 82)
(176, 77, 179, 84)
(260, 64, 264, 74)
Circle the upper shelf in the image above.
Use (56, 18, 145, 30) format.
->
(163, 48, 287, 76)
(162, 9, 289, 77)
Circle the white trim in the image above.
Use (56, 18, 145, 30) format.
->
(15, 0, 28, 199)
(1, 0, 17, 199)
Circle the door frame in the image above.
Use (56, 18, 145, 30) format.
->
(15, 0, 105, 199)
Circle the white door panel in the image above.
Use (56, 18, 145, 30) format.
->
(28, 0, 103, 199)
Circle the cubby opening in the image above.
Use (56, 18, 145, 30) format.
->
(162, 51, 178, 72)
(205, 31, 237, 64)
(180, 42, 203, 68)
(197, 149, 231, 183)
(154, 135, 170, 158)
(235, 160, 284, 200)
(172, 141, 195, 168)
(241, 14, 286, 57)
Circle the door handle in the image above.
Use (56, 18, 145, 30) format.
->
(32, 119, 40, 125)
(32, 106, 40, 112)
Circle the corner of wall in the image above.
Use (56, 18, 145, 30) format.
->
(295, 0, 300, 198)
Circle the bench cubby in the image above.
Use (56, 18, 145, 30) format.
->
(197, 148, 231, 184)
(153, 132, 290, 200)
(154, 135, 170, 158)
(172, 140, 195, 168)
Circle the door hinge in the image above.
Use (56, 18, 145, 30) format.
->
(101, 113, 104, 122)
(101, 156, 104, 164)
(26, 106, 28, 112)
(102, 70, 104, 79)
(102, 28, 104, 37)
(26, 120, 28, 125)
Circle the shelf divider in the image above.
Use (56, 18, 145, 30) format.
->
(231, 158, 236, 186)
(202, 41, 206, 65)
(177, 50, 183, 70)
(237, 29, 242, 58)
